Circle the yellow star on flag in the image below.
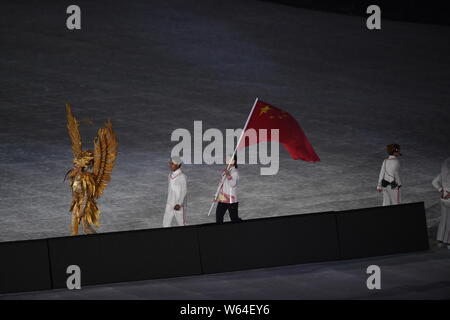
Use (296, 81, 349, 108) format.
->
(259, 105, 271, 116)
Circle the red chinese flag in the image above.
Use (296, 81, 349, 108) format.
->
(238, 100, 320, 162)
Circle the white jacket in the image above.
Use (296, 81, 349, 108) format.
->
(218, 167, 239, 204)
(378, 155, 402, 188)
(432, 174, 444, 193)
(432, 173, 450, 208)
(166, 169, 187, 208)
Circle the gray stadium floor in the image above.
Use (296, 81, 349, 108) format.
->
(1, 0, 449, 242)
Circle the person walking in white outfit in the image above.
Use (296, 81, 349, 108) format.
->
(432, 157, 450, 249)
(377, 144, 402, 206)
(163, 156, 187, 227)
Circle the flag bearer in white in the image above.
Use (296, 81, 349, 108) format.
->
(377, 144, 402, 206)
(215, 154, 242, 223)
(432, 157, 450, 249)
(163, 156, 187, 227)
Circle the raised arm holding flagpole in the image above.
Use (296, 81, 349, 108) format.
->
(207, 97, 320, 217)
(207, 97, 259, 217)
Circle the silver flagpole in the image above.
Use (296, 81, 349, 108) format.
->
(207, 97, 259, 216)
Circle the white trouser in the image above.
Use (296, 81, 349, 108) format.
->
(382, 187, 401, 206)
(437, 200, 450, 244)
(163, 204, 185, 227)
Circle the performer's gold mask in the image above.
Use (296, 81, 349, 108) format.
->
(73, 150, 94, 169)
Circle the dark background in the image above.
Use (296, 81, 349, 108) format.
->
(270, 0, 449, 25)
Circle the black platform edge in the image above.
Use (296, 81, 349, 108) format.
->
(0, 202, 428, 294)
(0, 238, 52, 294)
(196, 210, 340, 274)
(336, 202, 429, 259)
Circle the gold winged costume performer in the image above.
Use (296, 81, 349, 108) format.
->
(65, 104, 118, 235)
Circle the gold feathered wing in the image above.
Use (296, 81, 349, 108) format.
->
(93, 119, 118, 199)
(66, 104, 83, 158)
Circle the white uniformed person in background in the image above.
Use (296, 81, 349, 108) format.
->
(163, 156, 187, 227)
(377, 144, 402, 206)
(432, 157, 450, 249)
(214, 154, 242, 224)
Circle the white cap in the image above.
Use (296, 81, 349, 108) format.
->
(171, 155, 183, 165)
(226, 154, 235, 165)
